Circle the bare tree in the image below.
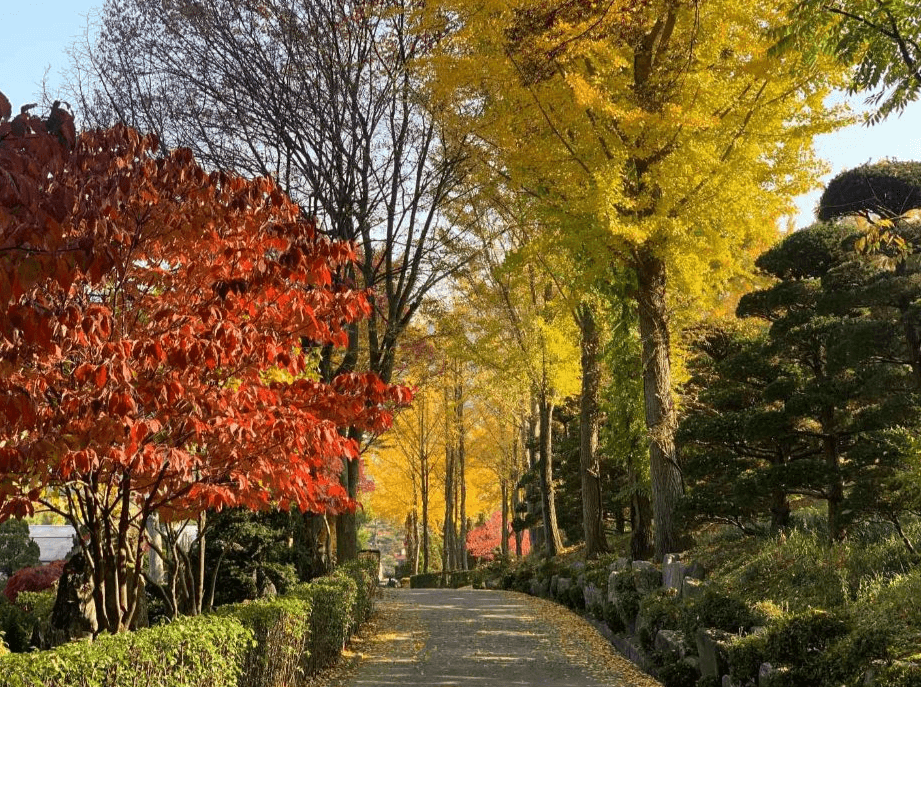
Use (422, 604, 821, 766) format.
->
(69, 0, 467, 559)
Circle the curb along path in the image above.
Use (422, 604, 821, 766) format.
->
(321, 588, 659, 687)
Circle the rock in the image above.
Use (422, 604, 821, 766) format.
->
(722, 674, 734, 687)
(696, 628, 733, 680)
(484, 578, 501, 590)
(662, 555, 687, 592)
(537, 577, 551, 598)
(685, 560, 707, 580)
(612, 557, 632, 573)
(654, 628, 689, 659)
(632, 560, 662, 594)
(682, 577, 704, 600)
(607, 570, 620, 604)
(759, 662, 779, 687)
(583, 583, 604, 613)
(556, 577, 572, 599)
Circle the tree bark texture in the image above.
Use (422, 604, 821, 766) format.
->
(579, 302, 606, 558)
(635, 247, 684, 561)
(538, 391, 564, 556)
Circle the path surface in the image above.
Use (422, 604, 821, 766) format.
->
(318, 588, 658, 687)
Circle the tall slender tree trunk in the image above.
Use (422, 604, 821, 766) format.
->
(500, 479, 510, 558)
(627, 457, 654, 560)
(443, 376, 456, 575)
(336, 450, 359, 563)
(579, 301, 606, 558)
(527, 394, 544, 554)
(537, 389, 564, 556)
(635, 247, 684, 561)
(457, 371, 468, 571)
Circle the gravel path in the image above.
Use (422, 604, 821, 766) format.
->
(317, 587, 658, 687)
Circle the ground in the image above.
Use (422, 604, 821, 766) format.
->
(314, 587, 658, 687)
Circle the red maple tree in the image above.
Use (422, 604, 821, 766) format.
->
(0, 93, 409, 634)
(467, 509, 530, 560)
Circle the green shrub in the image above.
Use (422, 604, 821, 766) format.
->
(0, 519, 39, 579)
(612, 571, 640, 626)
(215, 596, 312, 686)
(410, 573, 442, 589)
(655, 654, 700, 687)
(0, 615, 251, 686)
(726, 630, 771, 684)
(637, 589, 682, 652)
(0, 599, 35, 653)
(602, 601, 625, 633)
(680, 587, 758, 643)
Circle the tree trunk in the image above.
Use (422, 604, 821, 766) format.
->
(336, 452, 360, 563)
(537, 390, 564, 556)
(769, 461, 791, 534)
(500, 479, 510, 558)
(628, 458, 654, 560)
(579, 302, 606, 558)
(526, 395, 543, 554)
(457, 372, 468, 571)
(635, 247, 684, 561)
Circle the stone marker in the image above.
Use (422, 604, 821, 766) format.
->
(663, 554, 687, 592)
(696, 628, 733, 680)
(654, 628, 688, 659)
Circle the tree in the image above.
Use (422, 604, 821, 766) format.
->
(0, 520, 40, 579)
(0, 98, 408, 634)
(423, 0, 843, 559)
(773, 0, 921, 122)
(72, 0, 467, 560)
(737, 220, 920, 538)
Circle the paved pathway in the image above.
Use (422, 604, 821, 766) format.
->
(321, 588, 657, 687)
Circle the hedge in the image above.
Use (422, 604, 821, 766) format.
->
(410, 570, 474, 589)
(0, 557, 379, 687)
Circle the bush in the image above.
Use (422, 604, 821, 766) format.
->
(0, 615, 251, 686)
(680, 587, 758, 643)
(637, 589, 682, 652)
(0, 557, 379, 686)
(3, 561, 64, 603)
(410, 573, 442, 589)
(0, 519, 39, 579)
(215, 596, 312, 686)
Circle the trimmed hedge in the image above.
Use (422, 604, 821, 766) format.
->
(409, 570, 474, 589)
(0, 557, 379, 687)
(0, 615, 251, 687)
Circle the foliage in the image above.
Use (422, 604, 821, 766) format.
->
(0, 95, 408, 634)
(0, 520, 40, 578)
(819, 161, 921, 220)
(0, 615, 251, 686)
(3, 561, 64, 603)
(215, 596, 313, 687)
(772, 0, 921, 122)
(0, 557, 378, 685)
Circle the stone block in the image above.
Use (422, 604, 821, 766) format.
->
(583, 583, 604, 613)
(606, 569, 622, 604)
(612, 557, 632, 573)
(556, 577, 572, 599)
(632, 560, 662, 594)
(696, 628, 733, 680)
(682, 577, 704, 601)
(722, 674, 734, 687)
(654, 628, 689, 659)
(662, 556, 687, 592)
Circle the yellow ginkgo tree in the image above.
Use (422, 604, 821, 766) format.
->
(419, 0, 847, 558)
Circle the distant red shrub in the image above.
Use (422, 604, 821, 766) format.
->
(3, 560, 65, 603)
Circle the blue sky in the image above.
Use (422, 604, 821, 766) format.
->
(3, 1, 919, 228)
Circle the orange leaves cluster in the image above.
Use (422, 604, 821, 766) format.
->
(0, 92, 410, 527)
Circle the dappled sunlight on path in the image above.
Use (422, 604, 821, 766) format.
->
(323, 588, 658, 687)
